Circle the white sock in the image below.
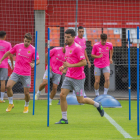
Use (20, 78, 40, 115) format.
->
(72, 90, 76, 96)
(49, 97, 52, 103)
(37, 90, 41, 95)
(95, 89, 99, 96)
(62, 111, 67, 120)
(104, 88, 109, 95)
(93, 101, 99, 108)
(8, 97, 13, 104)
(0, 92, 5, 101)
(83, 92, 86, 97)
(25, 101, 29, 107)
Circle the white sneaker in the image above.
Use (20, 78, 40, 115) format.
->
(35, 93, 40, 100)
(49, 102, 52, 105)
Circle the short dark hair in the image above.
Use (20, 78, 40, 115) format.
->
(24, 33, 32, 40)
(0, 31, 6, 38)
(100, 33, 107, 40)
(78, 26, 84, 30)
(65, 29, 75, 37)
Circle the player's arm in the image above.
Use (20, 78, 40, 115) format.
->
(62, 67, 67, 73)
(45, 52, 48, 65)
(91, 54, 103, 58)
(110, 49, 113, 64)
(85, 50, 91, 68)
(9, 54, 14, 69)
(63, 59, 87, 68)
(30, 59, 40, 68)
(36, 59, 40, 65)
(91, 45, 103, 59)
(0, 51, 11, 64)
(45, 52, 52, 71)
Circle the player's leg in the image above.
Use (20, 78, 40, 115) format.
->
(35, 69, 52, 100)
(75, 78, 104, 117)
(49, 83, 58, 105)
(23, 87, 30, 113)
(55, 77, 72, 124)
(0, 68, 8, 103)
(21, 75, 31, 113)
(103, 66, 110, 95)
(94, 66, 101, 97)
(6, 73, 18, 112)
(49, 72, 61, 105)
(35, 79, 48, 100)
(0, 80, 6, 102)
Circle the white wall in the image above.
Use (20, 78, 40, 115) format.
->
(35, 10, 45, 92)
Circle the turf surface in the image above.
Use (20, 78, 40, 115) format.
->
(0, 100, 140, 140)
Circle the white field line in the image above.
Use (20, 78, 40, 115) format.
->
(104, 112, 132, 139)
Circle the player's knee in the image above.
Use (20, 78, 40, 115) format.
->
(77, 98, 84, 104)
(6, 85, 12, 90)
(24, 91, 29, 95)
(105, 77, 110, 82)
(52, 85, 57, 92)
(60, 92, 66, 100)
(43, 80, 48, 86)
(95, 80, 99, 85)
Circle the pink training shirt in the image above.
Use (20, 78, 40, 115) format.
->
(10, 43, 39, 76)
(65, 42, 86, 80)
(46, 47, 65, 75)
(0, 40, 12, 69)
(74, 36, 86, 53)
(91, 41, 113, 68)
(74, 36, 86, 71)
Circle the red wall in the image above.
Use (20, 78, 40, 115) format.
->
(0, 0, 35, 92)
(46, 0, 140, 28)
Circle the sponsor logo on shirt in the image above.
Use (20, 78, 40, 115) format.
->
(18, 53, 29, 58)
(80, 56, 84, 58)
(0, 46, 5, 51)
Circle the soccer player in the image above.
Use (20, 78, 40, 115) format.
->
(72, 26, 91, 97)
(0, 31, 13, 103)
(0, 33, 40, 113)
(91, 33, 113, 97)
(55, 29, 104, 124)
(35, 46, 66, 105)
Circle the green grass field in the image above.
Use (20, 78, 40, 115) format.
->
(0, 100, 140, 140)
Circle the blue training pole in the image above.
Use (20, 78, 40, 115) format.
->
(47, 28, 50, 127)
(32, 31, 38, 115)
(137, 26, 139, 135)
(128, 30, 131, 120)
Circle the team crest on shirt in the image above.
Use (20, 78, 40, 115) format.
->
(70, 50, 72, 54)
(27, 51, 30, 54)
(106, 47, 109, 50)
